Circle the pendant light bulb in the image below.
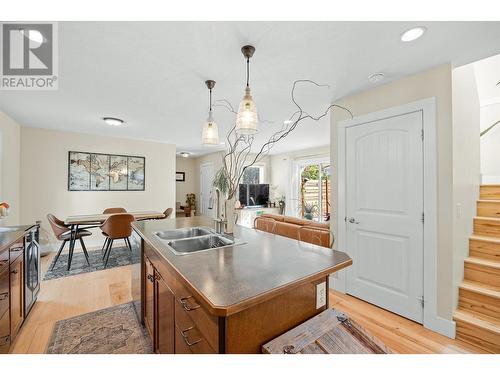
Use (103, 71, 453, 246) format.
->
(202, 80, 219, 145)
(236, 45, 259, 135)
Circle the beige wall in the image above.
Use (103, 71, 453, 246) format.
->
(331, 64, 455, 320)
(451, 64, 481, 310)
(20, 127, 176, 249)
(0, 111, 21, 226)
(175, 156, 196, 207)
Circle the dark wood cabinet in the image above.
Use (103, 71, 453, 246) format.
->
(155, 272, 175, 354)
(144, 257, 155, 342)
(9, 254, 24, 341)
(0, 266, 10, 354)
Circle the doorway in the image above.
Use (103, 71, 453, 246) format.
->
(337, 99, 438, 327)
(199, 162, 214, 217)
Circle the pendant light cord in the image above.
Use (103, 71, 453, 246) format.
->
(246, 58, 250, 87)
(209, 88, 212, 111)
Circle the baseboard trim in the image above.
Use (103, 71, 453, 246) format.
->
(424, 315, 456, 339)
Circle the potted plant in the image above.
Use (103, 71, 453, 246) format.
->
(303, 202, 317, 220)
(185, 194, 196, 217)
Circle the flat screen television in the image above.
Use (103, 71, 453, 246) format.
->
(239, 184, 269, 207)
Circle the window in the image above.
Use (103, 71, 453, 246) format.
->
(242, 166, 264, 184)
(292, 157, 331, 222)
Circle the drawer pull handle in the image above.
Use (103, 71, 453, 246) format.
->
(11, 269, 18, 275)
(180, 296, 200, 311)
(181, 326, 202, 347)
(11, 247, 23, 252)
(0, 292, 8, 301)
(146, 274, 154, 283)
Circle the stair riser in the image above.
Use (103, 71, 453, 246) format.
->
(474, 219, 500, 238)
(458, 288, 500, 320)
(469, 239, 500, 261)
(480, 186, 500, 201)
(464, 264, 500, 288)
(477, 201, 500, 218)
(456, 321, 500, 353)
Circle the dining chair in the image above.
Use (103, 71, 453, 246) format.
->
(102, 207, 127, 214)
(47, 214, 92, 271)
(101, 214, 135, 268)
(161, 208, 173, 219)
(297, 226, 334, 248)
(100, 208, 127, 252)
(254, 216, 277, 234)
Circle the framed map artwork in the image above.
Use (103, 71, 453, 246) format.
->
(68, 151, 145, 191)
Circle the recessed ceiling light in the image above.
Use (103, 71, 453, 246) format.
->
(102, 117, 125, 126)
(20, 29, 45, 44)
(401, 27, 426, 42)
(368, 73, 385, 84)
(179, 152, 191, 158)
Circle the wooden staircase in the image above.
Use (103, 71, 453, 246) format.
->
(454, 185, 500, 353)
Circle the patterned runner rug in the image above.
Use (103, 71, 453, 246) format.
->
(44, 245, 139, 281)
(46, 302, 152, 354)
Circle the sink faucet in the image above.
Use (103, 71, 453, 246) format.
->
(213, 189, 226, 234)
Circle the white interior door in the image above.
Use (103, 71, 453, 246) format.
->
(345, 111, 424, 323)
(200, 163, 214, 217)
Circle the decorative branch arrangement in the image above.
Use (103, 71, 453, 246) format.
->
(214, 79, 353, 201)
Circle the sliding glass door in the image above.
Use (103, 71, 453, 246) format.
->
(292, 157, 331, 222)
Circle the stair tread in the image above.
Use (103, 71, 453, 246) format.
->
(454, 309, 500, 333)
(461, 280, 500, 297)
(470, 234, 500, 244)
(465, 256, 500, 269)
(475, 216, 500, 222)
(478, 199, 500, 203)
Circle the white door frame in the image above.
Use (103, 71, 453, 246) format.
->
(335, 97, 455, 338)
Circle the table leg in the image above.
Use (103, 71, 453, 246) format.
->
(67, 224, 78, 271)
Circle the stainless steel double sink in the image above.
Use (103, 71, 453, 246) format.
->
(154, 227, 244, 255)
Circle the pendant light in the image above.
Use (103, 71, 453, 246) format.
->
(202, 79, 219, 145)
(236, 45, 259, 135)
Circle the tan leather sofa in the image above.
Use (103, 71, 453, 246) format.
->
(254, 214, 332, 248)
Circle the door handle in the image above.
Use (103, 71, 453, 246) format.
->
(346, 217, 360, 224)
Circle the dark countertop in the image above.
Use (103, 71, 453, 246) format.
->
(0, 224, 35, 252)
(133, 217, 352, 316)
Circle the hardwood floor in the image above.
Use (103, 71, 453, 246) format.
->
(10, 250, 486, 353)
(10, 250, 133, 353)
(329, 290, 487, 353)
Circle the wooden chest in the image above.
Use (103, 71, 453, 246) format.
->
(262, 308, 391, 354)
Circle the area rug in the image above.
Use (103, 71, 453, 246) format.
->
(46, 302, 152, 354)
(44, 245, 139, 281)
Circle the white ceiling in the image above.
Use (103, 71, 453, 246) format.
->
(2, 21, 500, 156)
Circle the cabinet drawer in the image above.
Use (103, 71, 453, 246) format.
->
(0, 308, 10, 353)
(0, 268, 9, 317)
(0, 249, 8, 272)
(0, 334, 10, 354)
(174, 318, 215, 354)
(173, 280, 219, 351)
(9, 240, 24, 263)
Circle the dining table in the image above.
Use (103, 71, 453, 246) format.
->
(63, 211, 165, 269)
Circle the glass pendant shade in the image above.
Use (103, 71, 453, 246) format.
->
(202, 110, 219, 145)
(236, 87, 259, 134)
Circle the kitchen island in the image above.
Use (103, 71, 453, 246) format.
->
(132, 216, 352, 354)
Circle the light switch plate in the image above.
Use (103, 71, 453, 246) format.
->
(316, 281, 326, 309)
